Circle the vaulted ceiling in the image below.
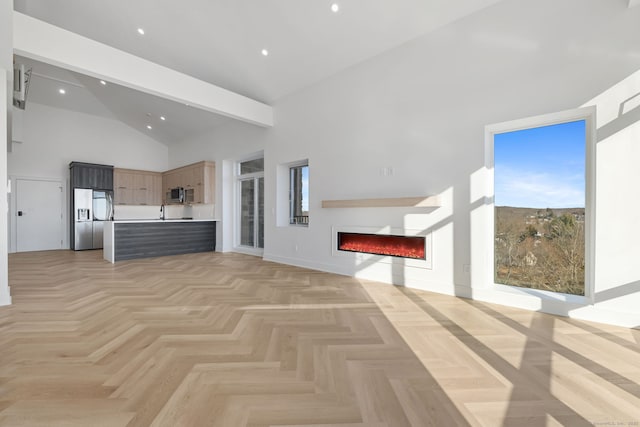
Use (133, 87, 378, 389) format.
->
(13, 0, 502, 144)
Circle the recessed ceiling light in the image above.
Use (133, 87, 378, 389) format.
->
(99, 80, 106, 85)
(146, 125, 152, 130)
(160, 116, 166, 121)
(137, 28, 145, 35)
(58, 88, 66, 94)
(331, 3, 339, 12)
(261, 49, 269, 56)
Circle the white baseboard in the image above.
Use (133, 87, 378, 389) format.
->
(262, 254, 353, 277)
(0, 283, 10, 306)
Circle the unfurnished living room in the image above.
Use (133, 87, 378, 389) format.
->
(1, 0, 640, 426)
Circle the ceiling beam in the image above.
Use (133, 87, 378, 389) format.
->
(629, 0, 640, 8)
(12, 12, 273, 128)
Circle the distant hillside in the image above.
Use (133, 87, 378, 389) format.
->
(496, 206, 585, 221)
(494, 205, 586, 296)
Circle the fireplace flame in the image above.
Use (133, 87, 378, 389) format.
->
(338, 233, 426, 260)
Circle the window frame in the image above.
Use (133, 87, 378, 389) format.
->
(288, 162, 309, 227)
(238, 157, 264, 176)
(482, 106, 596, 302)
(234, 154, 265, 255)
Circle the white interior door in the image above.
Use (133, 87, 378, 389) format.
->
(16, 179, 64, 252)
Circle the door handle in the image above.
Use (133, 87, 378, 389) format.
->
(17, 211, 23, 216)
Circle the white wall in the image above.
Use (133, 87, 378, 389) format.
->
(0, 0, 12, 306)
(175, 0, 640, 327)
(585, 116, 640, 324)
(2, 0, 11, 147)
(582, 68, 640, 322)
(10, 102, 168, 177)
(8, 101, 169, 250)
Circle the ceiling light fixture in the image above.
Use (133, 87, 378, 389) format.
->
(261, 49, 269, 56)
(137, 28, 145, 35)
(100, 80, 106, 85)
(146, 125, 152, 130)
(58, 88, 66, 94)
(331, 3, 339, 12)
(160, 116, 166, 121)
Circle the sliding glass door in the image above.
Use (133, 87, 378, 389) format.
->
(239, 177, 264, 248)
(237, 158, 264, 251)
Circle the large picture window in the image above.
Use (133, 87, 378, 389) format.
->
(494, 120, 586, 295)
(487, 108, 595, 297)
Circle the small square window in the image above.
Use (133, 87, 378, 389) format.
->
(289, 164, 309, 225)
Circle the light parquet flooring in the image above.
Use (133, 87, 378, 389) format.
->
(0, 250, 639, 426)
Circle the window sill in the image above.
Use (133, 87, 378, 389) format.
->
(493, 283, 591, 305)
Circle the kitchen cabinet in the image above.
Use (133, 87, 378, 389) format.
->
(191, 162, 213, 204)
(113, 169, 133, 204)
(114, 168, 162, 205)
(114, 162, 214, 206)
(162, 161, 215, 204)
(70, 162, 114, 190)
(149, 175, 162, 205)
(161, 170, 180, 199)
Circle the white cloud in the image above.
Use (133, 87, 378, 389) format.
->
(495, 167, 584, 208)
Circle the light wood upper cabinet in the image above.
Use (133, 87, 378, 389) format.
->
(114, 168, 162, 206)
(162, 161, 215, 204)
(150, 174, 162, 205)
(115, 162, 214, 206)
(200, 162, 215, 204)
(161, 171, 179, 198)
(113, 169, 134, 205)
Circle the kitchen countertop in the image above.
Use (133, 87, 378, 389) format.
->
(108, 219, 219, 223)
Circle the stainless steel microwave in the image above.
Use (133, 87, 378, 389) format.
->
(168, 187, 184, 203)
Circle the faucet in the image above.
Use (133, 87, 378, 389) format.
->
(160, 204, 165, 220)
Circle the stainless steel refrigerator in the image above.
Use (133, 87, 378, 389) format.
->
(73, 188, 113, 250)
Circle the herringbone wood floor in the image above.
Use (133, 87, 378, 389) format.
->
(1, 250, 639, 426)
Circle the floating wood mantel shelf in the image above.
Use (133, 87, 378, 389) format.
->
(321, 196, 441, 209)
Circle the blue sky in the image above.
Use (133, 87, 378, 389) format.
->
(494, 120, 585, 208)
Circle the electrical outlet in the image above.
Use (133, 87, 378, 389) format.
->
(380, 167, 394, 176)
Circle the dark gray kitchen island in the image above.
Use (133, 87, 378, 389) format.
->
(103, 219, 217, 262)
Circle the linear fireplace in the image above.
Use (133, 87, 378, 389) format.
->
(332, 226, 433, 269)
(337, 232, 426, 260)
